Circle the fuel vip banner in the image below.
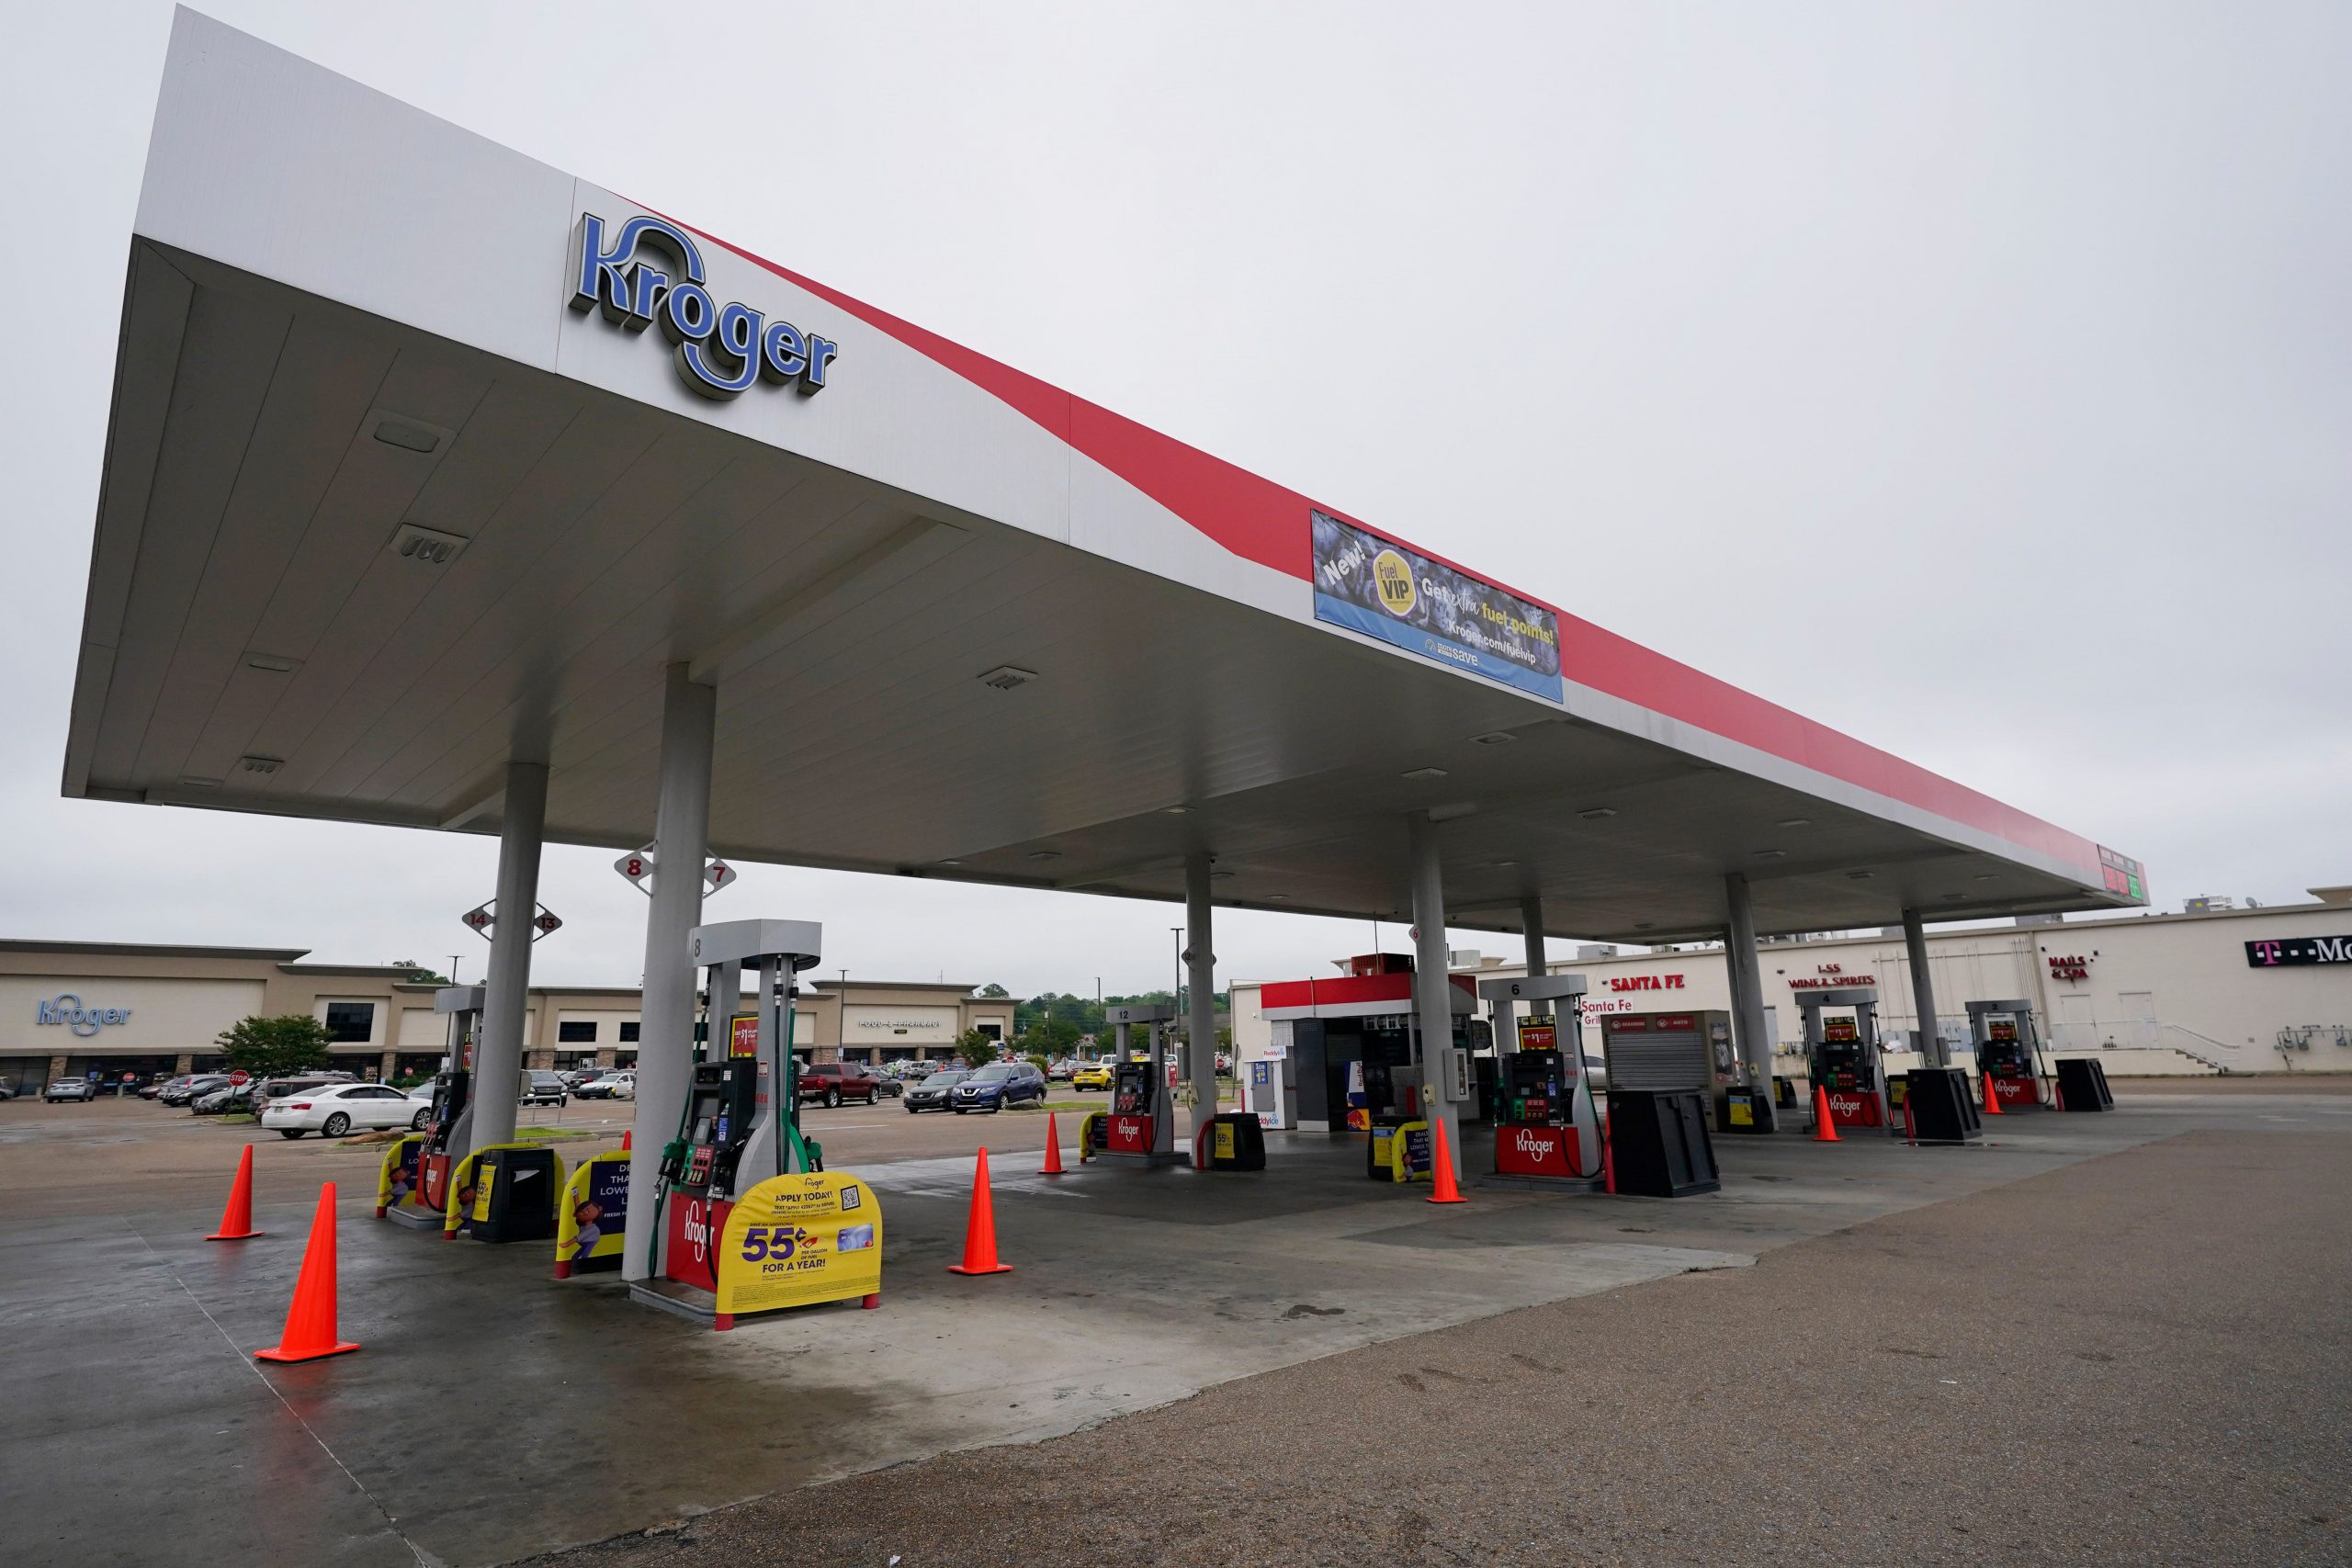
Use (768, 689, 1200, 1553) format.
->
(1310, 510, 1564, 699)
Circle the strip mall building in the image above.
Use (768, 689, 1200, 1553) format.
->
(0, 939, 1014, 1089)
(1234, 890, 2352, 1079)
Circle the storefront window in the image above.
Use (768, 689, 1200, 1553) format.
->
(558, 1021, 597, 1043)
(324, 1001, 376, 1043)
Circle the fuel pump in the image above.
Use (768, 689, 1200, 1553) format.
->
(1967, 999, 2048, 1111)
(1100, 1002, 1182, 1163)
(646, 919, 822, 1295)
(416, 986, 482, 1215)
(1478, 974, 1602, 1186)
(1798, 987, 1893, 1134)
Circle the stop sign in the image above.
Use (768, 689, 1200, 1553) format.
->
(229, 1070, 250, 1085)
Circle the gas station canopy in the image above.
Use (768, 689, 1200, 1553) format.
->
(63, 13, 2145, 944)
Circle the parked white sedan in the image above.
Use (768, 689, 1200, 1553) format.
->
(261, 1082, 433, 1139)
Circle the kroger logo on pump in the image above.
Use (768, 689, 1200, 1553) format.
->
(571, 213, 839, 401)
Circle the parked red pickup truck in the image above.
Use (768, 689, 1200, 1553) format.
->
(797, 1060, 886, 1107)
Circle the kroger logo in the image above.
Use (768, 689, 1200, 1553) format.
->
(1510, 1127, 1559, 1157)
(570, 213, 840, 401)
(36, 994, 133, 1038)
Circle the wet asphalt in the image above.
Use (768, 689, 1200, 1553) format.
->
(531, 1126, 2352, 1568)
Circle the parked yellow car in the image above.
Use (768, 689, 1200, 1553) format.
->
(1070, 1061, 1116, 1091)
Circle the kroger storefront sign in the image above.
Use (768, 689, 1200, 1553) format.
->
(571, 213, 840, 401)
(35, 995, 134, 1037)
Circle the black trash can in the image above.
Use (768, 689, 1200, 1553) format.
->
(1200, 1112, 1267, 1171)
(1720, 1085, 1774, 1134)
(2054, 1058, 2115, 1111)
(1904, 1066, 1984, 1145)
(469, 1146, 559, 1242)
(1608, 1090, 1720, 1197)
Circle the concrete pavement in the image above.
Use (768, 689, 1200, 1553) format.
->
(1, 1083, 2345, 1565)
(536, 1123, 2352, 1568)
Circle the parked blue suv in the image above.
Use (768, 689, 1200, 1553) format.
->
(950, 1062, 1048, 1113)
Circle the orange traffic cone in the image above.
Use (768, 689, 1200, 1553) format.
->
(1902, 1093, 1917, 1145)
(620, 1129, 632, 1151)
(208, 1144, 262, 1241)
(946, 1148, 1013, 1275)
(254, 1184, 360, 1363)
(1426, 1116, 1467, 1204)
(1040, 1112, 1066, 1176)
(1811, 1086, 1841, 1142)
(1982, 1071, 2004, 1115)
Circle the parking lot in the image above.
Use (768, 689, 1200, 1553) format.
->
(3, 1082, 2347, 1566)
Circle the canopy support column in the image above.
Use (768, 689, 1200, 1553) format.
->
(1724, 873, 1778, 1131)
(1185, 852, 1219, 1147)
(1514, 895, 1548, 1053)
(469, 760, 547, 1154)
(623, 665, 716, 1283)
(1903, 908, 1947, 1068)
(1408, 811, 1461, 1171)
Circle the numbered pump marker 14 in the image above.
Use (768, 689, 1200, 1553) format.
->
(614, 849, 736, 897)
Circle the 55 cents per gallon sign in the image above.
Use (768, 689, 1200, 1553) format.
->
(715, 1171, 882, 1317)
(1310, 509, 1563, 700)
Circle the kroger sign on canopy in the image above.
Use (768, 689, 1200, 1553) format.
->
(571, 213, 840, 401)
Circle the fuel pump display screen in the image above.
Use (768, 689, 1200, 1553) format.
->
(1112, 1063, 1155, 1115)
(1502, 1051, 1569, 1124)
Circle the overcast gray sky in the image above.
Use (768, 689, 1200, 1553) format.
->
(3, 3, 2345, 994)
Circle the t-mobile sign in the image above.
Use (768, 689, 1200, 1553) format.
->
(2246, 935, 2352, 968)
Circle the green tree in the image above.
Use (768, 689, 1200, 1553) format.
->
(954, 1028, 999, 1068)
(978, 982, 1009, 998)
(388, 958, 450, 984)
(215, 1014, 334, 1080)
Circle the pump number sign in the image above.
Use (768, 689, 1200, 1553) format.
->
(715, 1171, 882, 1316)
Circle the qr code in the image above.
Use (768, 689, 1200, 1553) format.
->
(840, 1186, 862, 1212)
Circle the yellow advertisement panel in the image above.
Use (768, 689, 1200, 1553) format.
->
(1370, 1121, 1434, 1183)
(715, 1171, 883, 1316)
(376, 1134, 425, 1213)
(555, 1150, 631, 1273)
